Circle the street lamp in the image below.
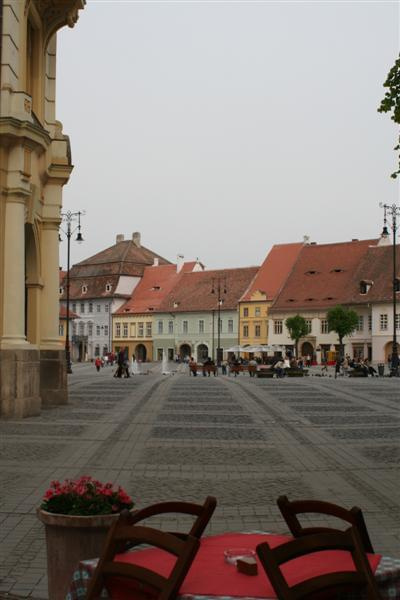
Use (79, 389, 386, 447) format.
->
(59, 210, 84, 374)
(211, 277, 227, 367)
(380, 202, 400, 376)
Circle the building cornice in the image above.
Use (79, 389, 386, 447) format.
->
(0, 117, 51, 151)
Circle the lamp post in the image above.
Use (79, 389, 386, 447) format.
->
(211, 277, 227, 367)
(380, 202, 400, 376)
(59, 210, 84, 374)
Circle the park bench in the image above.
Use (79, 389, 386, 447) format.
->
(202, 364, 218, 376)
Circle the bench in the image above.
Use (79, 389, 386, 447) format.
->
(202, 364, 218, 376)
(256, 370, 274, 378)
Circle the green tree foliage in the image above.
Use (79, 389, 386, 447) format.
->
(327, 306, 358, 357)
(378, 54, 400, 179)
(285, 315, 309, 357)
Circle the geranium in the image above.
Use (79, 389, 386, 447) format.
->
(41, 476, 134, 516)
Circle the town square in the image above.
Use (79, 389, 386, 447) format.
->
(0, 0, 399, 599)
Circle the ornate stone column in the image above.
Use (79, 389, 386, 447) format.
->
(39, 220, 67, 406)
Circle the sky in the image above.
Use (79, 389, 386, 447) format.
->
(57, 0, 400, 270)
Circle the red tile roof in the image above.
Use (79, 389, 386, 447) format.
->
(59, 305, 78, 319)
(345, 244, 400, 304)
(241, 242, 304, 302)
(156, 267, 259, 313)
(270, 239, 378, 311)
(61, 236, 171, 300)
(116, 262, 198, 315)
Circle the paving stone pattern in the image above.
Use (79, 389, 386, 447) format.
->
(0, 364, 399, 599)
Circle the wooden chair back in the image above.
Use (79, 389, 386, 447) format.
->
(256, 529, 382, 600)
(86, 522, 200, 600)
(121, 496, 216, 547)
(277, 495, 374, 553)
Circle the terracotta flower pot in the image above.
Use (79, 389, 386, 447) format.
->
(37, 508, 120, 600)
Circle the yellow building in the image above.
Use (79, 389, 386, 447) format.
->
(0, 0, 85, 417)
(112, 314, 153, 362)
(238, 243, 304, 349)
(239, 291, 269, 346)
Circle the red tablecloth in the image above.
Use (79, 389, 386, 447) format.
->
(106, 533, 381, 599)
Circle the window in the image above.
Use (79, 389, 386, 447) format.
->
(274, 320, 283, 335)
(199, 320, 204, 333)
(105, 304, 109, 313)
(104, 325, 108, 336)
(82, 285, 87, 294)
(97, 305, 101, 313)
(95, 345, 100, 357)
(138, 322, 144, 337)
(243, 324, 249, 337)
(59, 324, 64, 336)
(396, 314, 400, 330)
(368, 315, 372, 331)
(320, 319, 329, 334)
(59, 287, 63, 295)
(255, 307, 261, 317)
(243, 307, 249, 317)
(183, 320, 188, 334)
(89, 303, 93, 313)
(116, 323, 121, 337)
(106, 283, 112, 292)
(158, 321, 163, 335)
(96, 325, 101, 336)
(72, 303, 76, 313)
(72, 322, 77, 335)
(228, 319, 234, 333)
(395, 278, 400, 293)
(380, 314, 388, 331)
(305, 320, 312, 334)
(88, 322, 93, 336)
(168, 320, 174, 334)
(79, 322, 85, 335)
(360, 281, 372, 294)
(255, 324, 261, 337)
(80, 303, 85, 313)
(146, 322, 152, 337)
(355, 316, 364, 332)
(123, 323, 128, 338)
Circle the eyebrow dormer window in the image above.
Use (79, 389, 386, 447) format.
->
(395, 278, 400, 293)
(152, 286, 161, 291)
(332, 268, 344, 273)
(106, 284, 112, 292)
(360, 280, 373, 295)
(305, 270, 318, 275)
(59, 287, 63, 295)
(82, 285, 88, 294)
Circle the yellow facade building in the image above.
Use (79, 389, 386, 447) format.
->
(0, 0, 85, 417)
(238, 243, 304, 349)
(113, 314, 154, 362)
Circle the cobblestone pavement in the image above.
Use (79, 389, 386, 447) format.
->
(0, 364, 399, 598)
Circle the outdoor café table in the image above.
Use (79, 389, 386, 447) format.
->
(66, 532, 400, 600)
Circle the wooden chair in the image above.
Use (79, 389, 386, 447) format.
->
(86, 523, 200, 600)
(277, 495, 374, 553)
(256, 529, 382, 600)
(122, 496, 217, 545)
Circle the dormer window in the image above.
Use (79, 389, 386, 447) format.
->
(106, 283, 112, 292)
(152, 286, 161, 291)
(305, 298, 315, 302)
(305, 270, 318, 275)
(173, 301, 179, 308)
(331, 268, 344, 273)
(148, 307, 154, 311)
(59, 287, 63, 295)
(82, 285, 88, 294)
(360, 280, 373, 295)
(287, 299, 296, 303)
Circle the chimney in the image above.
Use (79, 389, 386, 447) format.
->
(116, 234, 124, 243)
(153, 257, 159, 267)
(177, 254, 184, 273)
(303, 235, 310, 244)
(132, 232, 141, 247)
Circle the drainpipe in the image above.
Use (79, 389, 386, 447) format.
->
(0, 0, 3, 97)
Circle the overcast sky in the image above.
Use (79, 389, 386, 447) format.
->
(57, 0, 399, 270)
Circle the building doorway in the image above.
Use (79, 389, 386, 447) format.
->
(197, 344, 208, 362)
(301, 341, 314, 360)
(135, 344, 147, 362)
(179, 344, 191, 360)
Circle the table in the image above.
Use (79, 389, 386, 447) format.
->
(66, 532, 400, 600)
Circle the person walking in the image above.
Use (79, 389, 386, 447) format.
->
(95, 356, 102, 373)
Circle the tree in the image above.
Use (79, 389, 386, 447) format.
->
(285, 315, 309, 358)
(378, 54, 400, 179)
(327, 305, 358, 359)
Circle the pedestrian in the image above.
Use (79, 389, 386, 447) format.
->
(334, 358, 342, 379)
(95, 356, 102, 372)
